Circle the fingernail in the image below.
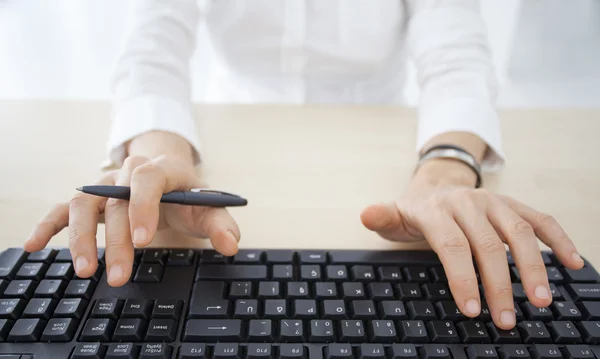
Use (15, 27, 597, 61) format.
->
(465, 299, 480, 316)
(573, 252, 584, 264)
(109, 265, 123, 283)
(535, 285, 550, 300)
(501, 310, 515, 327)
(75, 256, 89, 273)
(133, 227, 148, 245)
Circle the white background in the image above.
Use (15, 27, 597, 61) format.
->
(1, 0, 599, 107)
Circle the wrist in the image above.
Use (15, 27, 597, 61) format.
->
(412, 158, 478, 188)
(127, 131, 196, 167)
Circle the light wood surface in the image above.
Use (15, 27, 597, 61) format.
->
(0, 100, 599, 266)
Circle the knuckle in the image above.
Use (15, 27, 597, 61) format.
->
(451, 276, 478, 291)
(536, 212, 557, 228)
(69, 194, 89, 211)
(476, 232, 503, 253)
(510, 218, 534, 237)
(494, 285, 513, 297)
(122, 155, 149, 171)
(440, 235, 470, 255)
(525, 263, 546, 275)
(132, 162, 166, 182)
(105, 198, 125, 211)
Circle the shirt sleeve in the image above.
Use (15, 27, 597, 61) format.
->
(105, 0, 203, 169)
(405, 0, 504, 172)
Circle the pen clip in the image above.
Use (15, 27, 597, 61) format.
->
(189, 188, 243, 198)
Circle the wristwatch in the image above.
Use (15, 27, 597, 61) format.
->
(417, 144, 482, 188)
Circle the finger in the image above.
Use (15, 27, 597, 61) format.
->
(452, 198, 516, 330)
(499, 195, 584, 269)
(67, 172, 116, 278)
(24, 203, 70, 252)
(360, 202, 422, 241)
(128, 155, 201, 247)
(104, 156, 148, 286)
(166, 204, 241, 256)
(418, 212, 481, 318)
(488, 198, 551, 309)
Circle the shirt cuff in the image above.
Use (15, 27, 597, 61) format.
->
(103, 95, 202, 169)
(416, 97, 505, 173)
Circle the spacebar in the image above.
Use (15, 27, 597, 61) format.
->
(196, 265, 268, 280)
(328, 250, 441, 264)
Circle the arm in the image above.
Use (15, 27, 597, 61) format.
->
(106, 0, 203, 168)
(405, 0, 503, 183)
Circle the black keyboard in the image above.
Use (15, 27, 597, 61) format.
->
(0, 248, 600, 359)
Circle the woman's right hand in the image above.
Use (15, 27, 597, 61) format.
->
(23, 155, 241, 287)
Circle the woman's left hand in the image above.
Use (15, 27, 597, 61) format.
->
(360, 159, 584, 330)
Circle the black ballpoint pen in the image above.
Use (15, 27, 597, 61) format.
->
(76, 185, 248, 207)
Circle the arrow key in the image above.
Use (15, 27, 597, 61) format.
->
(248, 319, 273, 342)
(188, 299, 230, 319)
(134, 264, 164, 282)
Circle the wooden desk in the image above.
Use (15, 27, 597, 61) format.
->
(0, 101, 599, 265)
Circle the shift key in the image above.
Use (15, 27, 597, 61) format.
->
(569, 284, 600, 300)
(183, 319, 243, 342)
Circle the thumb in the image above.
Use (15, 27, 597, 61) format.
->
(360, 202, 423, 242)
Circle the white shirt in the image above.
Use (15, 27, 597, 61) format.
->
(107, 0, 504, 172)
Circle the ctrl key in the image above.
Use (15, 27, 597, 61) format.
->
(70, 343, 105, 359)
(140, 343, 172, 359)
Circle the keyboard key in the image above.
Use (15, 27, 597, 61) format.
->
(581, 302, 600, 320)
(134, 264, 164, 282)
(0, 319, 12, 341)
(234, 299, 259, 319)
(196, 265, 267, 280)
(71, 343, 105, 359)
(183, 319, 243, 342)
(518, 321, 552, 343)
(457, 321, 491, 343)
(146, 319, 177, 342)
(430, 267, 447, 283)
(200, 250, 228, 263)
(167, 249, 194, 266)
(368, 283, 394, 300)
(404, 267, 430, 283)
(7, 318, 45, 341)
(0, 248, 27, 279)
(379, 301, 408, 320)
(54, 248, 73, 262)
(122, 299, 152, 319)
(178, 343, 207, 359)
(234, 250, 263, 263)
(106, 342, 138, 358)
(553, 302, 582, 320)
(522, 302, 553, 320)
(248, 319, 273, 342)
(54, 298, 87, 319)
(113, 318, 146, 342)
(326, 343, 353, 359)
(0, 298, 26, 320)
(213, 343, 240, 359)
(389, 344, 418, 359)
(142, 249, 168, 264)
(512, 284, 528, 301)
(300, 252, 327, 264)
(352, 265, 376, 281)
(427, 320, 460, 343)
(294, 299, 318, 319)
(342, 282, 365, 299)
(435, 301, 466, 321)
(546, 267, 564, 283)
(45, 262, 74, 279)
(421, 344, 451, 359)
(323, 299, 346, 319)
(265, 250, 294, 264)
(188, 299, 229, 318)
(577, 322, 600, 344)
(549, 284, 563, 300)
(309, 319, 335, 342)
(487, 323, 521, 344)
(279, 319, 304, 342)
(4, 279, 36, 299)
(407, 301, 437, 320)
(547, 321, 582, 343)
(466, 345, 498, 359)
(258, 281, 280, 298)
(192, 281, 226, 299)
(40, 317, 77, 341)
(79, 318, 115, 341)
(397, 283, 422, 300)
(499, 345, 530, 359)
(351, 300, 376, 320)
(563, 345, 594, 359)
(340, 320, 366, 342)
(152, 299, 182, 319)
(423, 283, 452, 301)
(64, 279, 95, 298)
(564, 267, 600, 283)
(139, 343, 171, 359)
(288, 282, 310, 298)
(301, 265, 322, 281)
(569, 284, 600, 301)
(326, 265, 348, 281)
(230, 281, 253, 299)
(272, 265, 294, 280)
(22, 298, 55, 319)
(315, 282, 337, 299)
(378, 266, 402, 282)
(34, 279, 65, 298)
(264, 299, 287, 318)
(368, 320, 397, 343)
(91, 298, 123, 319)
(399, 320, 428, 343)
(16, 262, 47, 280)
(530, 345, 562, 359)
(247, 343, 272, 359)
(27, 248, 56, 263)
